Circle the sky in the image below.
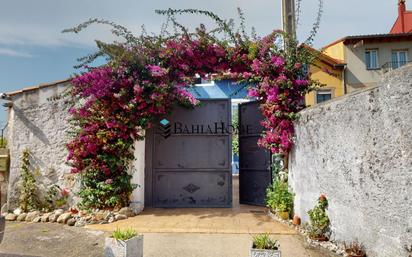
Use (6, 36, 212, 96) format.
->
(0, 0, 398, 126)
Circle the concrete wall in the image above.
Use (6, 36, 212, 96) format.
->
(6, 82, 75, 208)
(289, 65, 412, 257)
(6, 82, 145, 211)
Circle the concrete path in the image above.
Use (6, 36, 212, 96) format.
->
(89, 177, 295, 235)
(88, 205, 296, 234)
(0, 222, 338, 257)
(143, 233, 337, 257)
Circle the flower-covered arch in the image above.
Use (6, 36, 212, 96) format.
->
(65, 9, 319, 209)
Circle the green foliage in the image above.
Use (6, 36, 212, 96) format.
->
(112, 228, 138, 241)
(307, 196, 330, 238)
(43, 185, 69, 211)
(232, 109, 239, 156)
(19, 149, 40, 212)
(0, 137, 6, 148)
(265, 179, 294, 213)
(252, 234, 280, 250)
(78, 169, 135, 210)
(271, 154, 284, 178)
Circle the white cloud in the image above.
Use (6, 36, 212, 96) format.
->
(0, 48, 33, 58)
(0, 0, 399, 48)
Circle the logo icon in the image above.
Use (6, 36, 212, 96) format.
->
(159, 118, 171, 138)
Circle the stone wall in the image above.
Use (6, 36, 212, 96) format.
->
(5, 81, 146, 212)
(289, 65, 412, 257)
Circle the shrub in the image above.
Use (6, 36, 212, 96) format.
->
(252, 234, 280, 250)
(44, 184, 70, 211)
(112, 228, 138, 241)
(19, 149, 40, 212)
(307, 195, 330, 239)
(0, 137, 6, 148)
(265, 179, 294, 213)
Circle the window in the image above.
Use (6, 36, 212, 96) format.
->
(392, 50, 408, 69)
(316, 90, 332, 103)
(365, 49, 379, 69)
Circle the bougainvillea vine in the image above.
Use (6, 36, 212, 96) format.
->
(64, 9, 319, 209)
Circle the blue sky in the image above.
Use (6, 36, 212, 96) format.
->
(0, 0, 398, 125)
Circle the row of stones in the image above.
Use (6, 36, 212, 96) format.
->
(267, 211, 350, 257)
(4, 207, 135, 227)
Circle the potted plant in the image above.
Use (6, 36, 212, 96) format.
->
(277, 203, 289, 220)
(307, 195, 330, 241)
(344, 240, 366, 257)
(251, 234, 281, 257)
(104, 228, 143, 257)
(265, 179, 294, 220)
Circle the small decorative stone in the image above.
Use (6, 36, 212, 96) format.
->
(108, 217, 115, 223)
(32, 216, 42, 223)
(16, 213, 27, 221)
(115, 214, 127, 221)
(49, 213, 60, 222)
(54, 209, 64, 216)
(67, 218, 76, 226)
(74, 219, 86, 227)
(79, 210, 88, 217)
(95, 210, 105, 221)
(84, 215, 93, 221)
(57, 213, 72, 224)
(25, 211, 41, 222)
(5, 213, 17, 221)
(118, 207, 134, 217)
(41, 213, 52, 222)
(13, 208, 22, 216)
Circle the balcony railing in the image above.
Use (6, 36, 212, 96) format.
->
(381, 61, 411, 73)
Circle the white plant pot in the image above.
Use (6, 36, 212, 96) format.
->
(104, 235, 143, 257)
(250, 248, 281, 257)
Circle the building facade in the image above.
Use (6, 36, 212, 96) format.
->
(323, 33, 412, 93)
(305, 46, 346, 106)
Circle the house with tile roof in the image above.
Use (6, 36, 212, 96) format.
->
(319, 1, 412, 93)
(322, 33, 412, 93)
(390, 0, 412, 34)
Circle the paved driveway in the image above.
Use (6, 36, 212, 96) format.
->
(88, 205, 296, 234)
(0, 222, 338, 257)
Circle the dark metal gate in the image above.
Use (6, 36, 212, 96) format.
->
(145, 99, 232, 208)
(239, 101, 272, 206)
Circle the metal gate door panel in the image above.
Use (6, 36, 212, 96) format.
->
(239, 101, 272, 206)
(154, 171, 230, 207)
(168, 100, 229, 125)
(150, 99, 232, 208)
(239, 136, 270, 170)
(153, 135, 229, 169)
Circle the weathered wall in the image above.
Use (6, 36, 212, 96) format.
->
(6, 82, 75, 208)
(289, 65, 412, 257)
(5, 82, 146, 212)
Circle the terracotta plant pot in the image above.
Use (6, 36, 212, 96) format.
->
(345, 250, 366, 257)
(346, 253, 366, 257)
(309, 235, 329, 242)
(292, 215, 301, 226)
(278, 211, 289, 220)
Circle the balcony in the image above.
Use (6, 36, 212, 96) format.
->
(381, 61, 411, 73)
